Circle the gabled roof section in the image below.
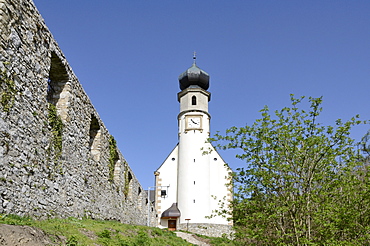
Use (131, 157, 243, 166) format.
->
(205, 142, 230, 168)
(156, 143, 178, 172)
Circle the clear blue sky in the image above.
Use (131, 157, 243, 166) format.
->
(33, 0, 370, 189)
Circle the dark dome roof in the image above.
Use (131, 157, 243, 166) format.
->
(161, 203, 181, 218)
(178, 62, 209, 91)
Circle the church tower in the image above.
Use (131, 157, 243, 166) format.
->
(154, 56, 232, 236)
(177, 57, 212, 224)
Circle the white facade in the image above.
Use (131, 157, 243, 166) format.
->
(154, 61, 232, 230)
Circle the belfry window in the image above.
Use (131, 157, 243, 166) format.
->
(192, 96, 197, 105)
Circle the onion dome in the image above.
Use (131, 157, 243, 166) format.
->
(178, 55, 209, 91)
(161, 203, 181, 218)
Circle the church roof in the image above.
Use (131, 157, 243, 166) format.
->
(161, 203, 181, 218)
(178, 57, 209, 91)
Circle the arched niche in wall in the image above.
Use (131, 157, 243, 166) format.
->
(124, 170, 133, 199)
(136, 186, 145, 210)
(113, 159, 121, 184)
(47, 51, 70, 121)
(89, 114, 101, 161)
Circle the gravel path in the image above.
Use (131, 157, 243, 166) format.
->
(175, 231, 211, 246)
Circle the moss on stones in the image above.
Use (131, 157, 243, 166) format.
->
(108, 135, 118, 182)
(48, 103, 63, 161)
(0, 64, 17, 113)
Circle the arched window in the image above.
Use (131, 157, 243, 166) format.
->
(192, 95, 197, 105)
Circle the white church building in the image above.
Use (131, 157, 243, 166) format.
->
(153, 57, 232, 235)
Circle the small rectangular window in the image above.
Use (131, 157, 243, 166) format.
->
(161, 190, 167, 197)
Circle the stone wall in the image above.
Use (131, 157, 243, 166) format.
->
(0, 0, 155, 225)
(177, 223, 234, 238)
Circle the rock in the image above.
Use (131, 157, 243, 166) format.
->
(0, 224, 61, 246)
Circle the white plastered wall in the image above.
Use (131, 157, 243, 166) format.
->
(177, 111, 212, 224)
(208, 143, 232, 225)
(155, 145, 178, 227)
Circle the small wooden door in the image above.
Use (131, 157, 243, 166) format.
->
(168, 220, 177, 231)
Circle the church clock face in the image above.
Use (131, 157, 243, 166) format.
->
(186, 116, 202, 130)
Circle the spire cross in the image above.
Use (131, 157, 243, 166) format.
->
(193, 51, 197, 64)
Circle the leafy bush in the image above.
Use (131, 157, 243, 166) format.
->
(66, 235, 78, 246)
(97, 229, 111, 239)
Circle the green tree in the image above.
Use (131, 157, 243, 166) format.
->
(359, 129, 370, 162)
(211, 95, 369, 245)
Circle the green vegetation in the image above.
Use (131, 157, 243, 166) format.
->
(193, 232, 235, 245)
(0, 64, 16, 112)
(48, 103, 64, 161)
(0, 214, 193, 245)
(123, 167, 130, 198)
(211, 95, 369, 245)
(108, 135, 119, 182)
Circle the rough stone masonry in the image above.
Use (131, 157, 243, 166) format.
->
(0, 0, 155, 225)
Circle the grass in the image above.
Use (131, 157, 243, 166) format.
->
(0, 214, 193, 245)
(194, 232, 235, 246)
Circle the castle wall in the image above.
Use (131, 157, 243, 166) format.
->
(0, 0, 155, 225)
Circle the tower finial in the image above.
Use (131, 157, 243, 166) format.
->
(193, 51, 196, 64)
